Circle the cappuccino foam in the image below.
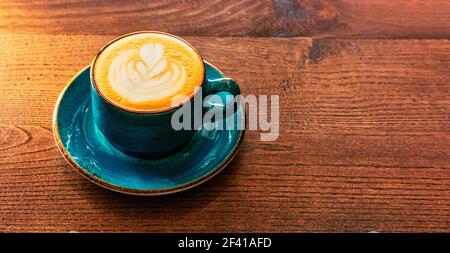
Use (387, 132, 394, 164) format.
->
(93, 33, 204, 111)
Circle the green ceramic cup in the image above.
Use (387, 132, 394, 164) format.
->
(89, 32, 240, 159)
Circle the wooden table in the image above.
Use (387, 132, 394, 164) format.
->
(1, 0, 449, 232)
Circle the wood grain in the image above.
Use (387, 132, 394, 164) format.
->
(1, 0, 450, 38)
(0, 33, 449, 232)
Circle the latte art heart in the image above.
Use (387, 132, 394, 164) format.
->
(108, 43, 186, 102)
(93, 32, 204, 111)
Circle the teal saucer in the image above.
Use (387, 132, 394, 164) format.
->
(53, 62, 245, 195)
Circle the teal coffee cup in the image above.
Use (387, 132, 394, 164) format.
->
(89, 32, 240, 158)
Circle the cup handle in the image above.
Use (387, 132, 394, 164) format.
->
(203, 77, 240, 96)
(202, 77, 240, 115)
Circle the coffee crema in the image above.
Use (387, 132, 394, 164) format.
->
(93, 32, 204, 112)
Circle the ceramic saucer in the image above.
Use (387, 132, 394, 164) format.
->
(53, 62, 245, 195)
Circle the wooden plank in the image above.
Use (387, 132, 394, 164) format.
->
(1, 0, 450, 38)
(0, 33, 449, 232)
(272, 0, 450, 38)
(0, 0, 276, 36)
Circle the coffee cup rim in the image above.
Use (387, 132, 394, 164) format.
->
(90, 31, 206, 114)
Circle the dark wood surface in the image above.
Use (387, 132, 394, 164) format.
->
(0, 0, 449, 232)
(1, 0, 450, 38)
